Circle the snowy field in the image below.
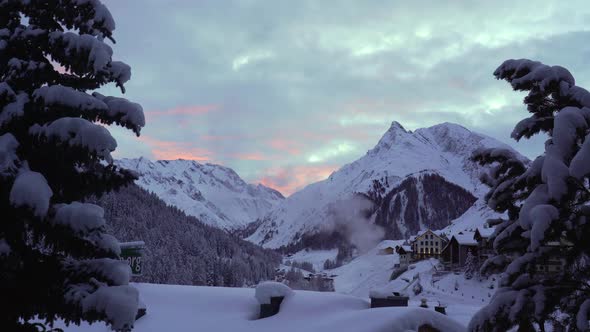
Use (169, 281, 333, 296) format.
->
(54, 283, 467, 332)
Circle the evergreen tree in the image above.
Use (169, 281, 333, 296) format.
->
(0, 1, 144, 331)
(463, 249, 478, 280)
(469, 59, 590, 331)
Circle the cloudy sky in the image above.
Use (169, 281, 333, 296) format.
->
(100, 0, 590, 196)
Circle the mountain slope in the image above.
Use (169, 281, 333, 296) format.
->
(373, 172, 477, 239)
(93, 184, 281, 286)
(116, 158, 284, 230)
(248, 121, 524, 249)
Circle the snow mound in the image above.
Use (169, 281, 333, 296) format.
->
(33, 85, 107, 112)
(0, 238, 10, 255)
(81, 285, 139, 331)
(30, 117, 117, 162)
(255, 281, 294, 304)
(9, 170, 53, 217)
(53, 202, 106, 234)
(54, 283, 466, 332)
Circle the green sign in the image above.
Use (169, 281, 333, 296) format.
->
(119, 241, 145, 277)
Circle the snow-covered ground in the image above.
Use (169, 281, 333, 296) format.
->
(55, 283, 467, 332)
(440, 198, 502, 235)
(284, 248, 338, 271)
(311, 240, 497, 327)
(371, 258, 496, 326)
(330, 240, 403, 296)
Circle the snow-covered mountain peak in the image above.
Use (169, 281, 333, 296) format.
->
(116, 158, 284, 229)
(371, 120, 411, 154)
(416, 122, 496, 156)
(248, 121, 525, 248)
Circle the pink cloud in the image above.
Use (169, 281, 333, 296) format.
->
(268, 138, 302, 155)
(231, 152, 267, 161)
(139, 135, 212, 161)
(257, 164, 338, 196)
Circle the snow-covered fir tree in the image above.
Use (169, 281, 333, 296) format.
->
(0, 1, 145, 331)
(469, 59, 590, 331)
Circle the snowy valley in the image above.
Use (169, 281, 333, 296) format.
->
(5, 1, 590, 331)
(73, 120, 518, 331)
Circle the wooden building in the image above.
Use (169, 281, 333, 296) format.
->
(379, 246, 395, 255)
(395, 245, 414, 267)
(440, 232, 478, 268)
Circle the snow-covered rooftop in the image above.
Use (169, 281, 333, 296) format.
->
(475, 227, 494, 239)
(401, 245, 413, 253)
(377, 240, 400, 249)
(454, 232, 477, 246)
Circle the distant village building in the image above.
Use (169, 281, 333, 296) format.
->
(379, 246, 395, 255)
(440, 231, 478, 268)
(304, 273, 335, 292)
(395, 245, 414, 267)
(474, 227, 495, 262)
(410, 229, 448, 260)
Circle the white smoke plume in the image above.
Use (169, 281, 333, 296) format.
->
(324, 194, 384, 253)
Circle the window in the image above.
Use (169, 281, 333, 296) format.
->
(435, 241, 438, 246)
(420, 241, 423, 245)
(420, 248, 424, 253)
(435, 248, 439, 253)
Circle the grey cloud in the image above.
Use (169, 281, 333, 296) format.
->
(99, 0, 590, 192)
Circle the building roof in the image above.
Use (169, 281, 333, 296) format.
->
(416, 229, 445, 237)
(377, 240, 401, 250)
(412, 229, 447, 242)
(395, 245, 414, 254)
(475, 227, 495, 239)
(454, 232, 477, 246)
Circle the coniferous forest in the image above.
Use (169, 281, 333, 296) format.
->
(92, 184, 281, 287)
